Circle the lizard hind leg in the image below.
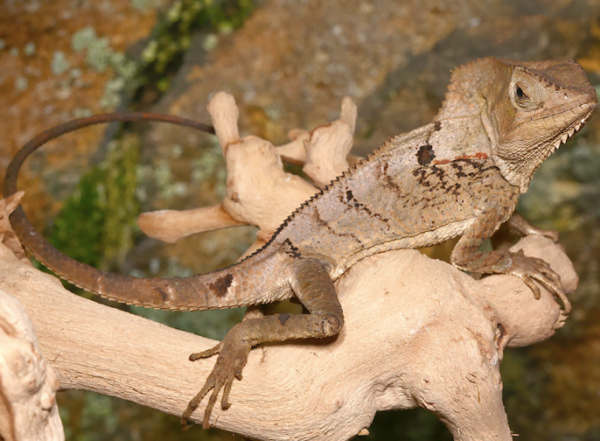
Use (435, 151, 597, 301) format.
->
(508, 212, 560, 243)
(181, 258, 344, 430)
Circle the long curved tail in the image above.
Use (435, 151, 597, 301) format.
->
(3, 113, 277, 311)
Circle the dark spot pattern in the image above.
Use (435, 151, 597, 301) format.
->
(343, 184, 389, 223)
(313, 206, 364, 246)
(380, 161, 403, 194)
(154, 287, 169, 302)
(284, 238, 302, 258)
(450, 161, 466, 178)
(411, 159, 498, 201)
(208, 273, 233, 297)
(416, 144, 435, 166)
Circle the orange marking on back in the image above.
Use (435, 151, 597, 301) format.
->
(432, 152, 489, 165)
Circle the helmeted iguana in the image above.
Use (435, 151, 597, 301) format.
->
(3, 57, 596, 430)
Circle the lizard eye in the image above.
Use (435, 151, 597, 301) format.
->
(515, 85, 525, 99)
(514, 84, 530, 104)
(511, 80, 542, 111)
(509, 69, 547, 112)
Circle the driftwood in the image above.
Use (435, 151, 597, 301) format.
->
(0, 93, 577, 440)
(0, 194, 64, 441)
(138, 93, 356, 253)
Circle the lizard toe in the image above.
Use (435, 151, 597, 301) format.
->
(190, 342, 223, 361)
(222, 380, 234, 409)
(521, 275, 541, 299)
(202, 388, 221, 429)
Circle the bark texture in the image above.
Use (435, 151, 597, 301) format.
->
(0, 234, 576, 440)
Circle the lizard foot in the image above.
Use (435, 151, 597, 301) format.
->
(509, 249, 571, 314)
(181, 331, 252, 430)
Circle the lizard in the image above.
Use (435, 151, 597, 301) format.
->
(3, 57, 596, 430)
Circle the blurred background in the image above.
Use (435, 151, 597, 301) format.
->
(1, 0, 600, 439)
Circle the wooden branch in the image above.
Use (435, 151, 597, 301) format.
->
(0, 191, 64, 441)
(0, 262, 64, 441)
(0, 234, 576, 440)
(138, 205, 245, 244)
(138, 93, 358, 246)
(139, 92, 318, 249)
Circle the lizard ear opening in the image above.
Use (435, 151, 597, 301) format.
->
(509, 69, 546, 111)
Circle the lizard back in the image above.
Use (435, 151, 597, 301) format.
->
(268, 124, 520, 278)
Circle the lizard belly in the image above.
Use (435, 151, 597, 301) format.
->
(329, 217, 475, 279)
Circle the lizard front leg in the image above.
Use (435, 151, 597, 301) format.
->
(181, 258, 344, 429)
(452, 210, 571, 314)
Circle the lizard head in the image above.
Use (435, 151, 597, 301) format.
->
(438, 58, 597, 193)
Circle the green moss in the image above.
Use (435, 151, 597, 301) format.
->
(151, 158, 190, 199)
(49, 168, 105, 268)
(101, 136, 142, 265)
(99, 78, 127, 109)
(130, 0, 154, 11)
(65, 2, 254, 111)
(133, 0, 254, 104)
(51, 51, 70, 75)
(519, 132, 600, 232)
(71, 27, 138, 108)
(14, 76, 28, 92)
(72, 107, 93, 118)
(71, 27, 98, 54)
(24, 41, 35, 56)
(49, 135, 141, 271)
(191, 141, 227, 197)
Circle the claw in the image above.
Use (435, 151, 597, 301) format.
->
(531, 274, 571, 315)
(559, 291, 572, 315)
(520, 275, 541, 299)
(235, 368, 244, 381)
(509, 251, 570, 314)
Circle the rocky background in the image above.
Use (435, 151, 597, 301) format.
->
(1, 0, 600, 439)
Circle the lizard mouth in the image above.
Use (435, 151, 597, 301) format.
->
(549, 103, 596, 152)
(495, 100, 596, 193)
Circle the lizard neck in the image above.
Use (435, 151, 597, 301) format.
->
(380, 116, 493, 166)
(429, 117, 493, 163)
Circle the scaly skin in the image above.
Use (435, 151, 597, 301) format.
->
(3, 58, 596, 429)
